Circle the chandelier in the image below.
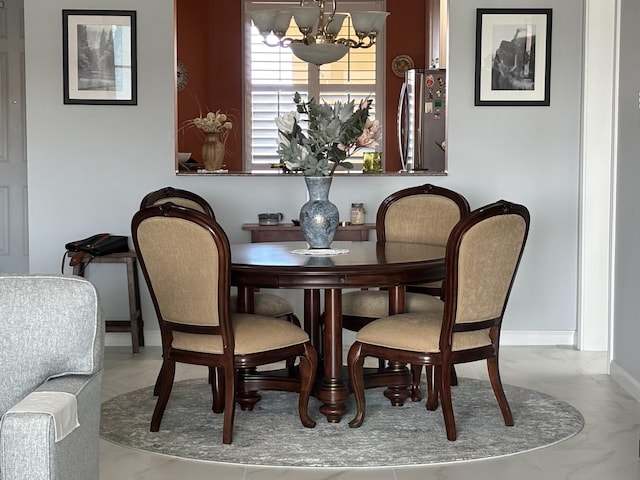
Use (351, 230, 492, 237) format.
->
(249, 1, 389, 66)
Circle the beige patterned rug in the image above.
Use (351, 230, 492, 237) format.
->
(100, 377, 584, 468)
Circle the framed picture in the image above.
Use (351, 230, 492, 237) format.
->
(474, 8, 552, 106)
(63, 10, 137, 105)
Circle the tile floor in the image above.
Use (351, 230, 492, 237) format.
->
(100, 346, 640, 479)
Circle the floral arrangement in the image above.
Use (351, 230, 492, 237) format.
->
(179, 109, 233, 170)
(191, 110, 232, 135)
(275, 93, 382, 176)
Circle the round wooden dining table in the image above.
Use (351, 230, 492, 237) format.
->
(230, 240, 446, 423)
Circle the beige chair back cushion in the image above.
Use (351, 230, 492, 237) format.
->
(384, 195, 462, 245)
(136, 216, 220, 327)
(454, 214, 527, 325)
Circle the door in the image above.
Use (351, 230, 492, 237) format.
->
(0, 0, 28, 273)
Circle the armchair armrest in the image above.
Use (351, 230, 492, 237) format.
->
(0, 372, 102, 480)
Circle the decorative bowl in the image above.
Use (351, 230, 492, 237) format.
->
(258, 212, 283, 225)
(178, 152, 191, 162)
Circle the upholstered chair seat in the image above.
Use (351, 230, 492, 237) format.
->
(230, 292, 297, 319)
(172, 314, 309, 355)
(342, 290, 444, 319)
(356, 312, 492, 353)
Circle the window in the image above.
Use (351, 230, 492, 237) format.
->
(244, 0, 386, 174)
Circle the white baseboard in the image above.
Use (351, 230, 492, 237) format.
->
(106, 329, 577, 349)
(610, 361, 640, 404)
(500, 330, 576, 346)
(105, 330, 162, 349)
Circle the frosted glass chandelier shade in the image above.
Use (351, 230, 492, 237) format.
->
(249, 1, 388, 66)
(292, 6, 320, 29)
(290, 42, 349, 65)
(350, 11, 389, 34)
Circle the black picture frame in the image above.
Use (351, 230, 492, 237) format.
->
(474, 8, 552, 106)
(62, 10, 137, 105)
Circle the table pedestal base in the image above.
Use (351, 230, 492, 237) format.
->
(316, 377, 349, 423)
(233, 285, 426, 422)
(234, 364, 414, 421)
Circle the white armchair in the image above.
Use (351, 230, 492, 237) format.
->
(0, 275, 104, 480)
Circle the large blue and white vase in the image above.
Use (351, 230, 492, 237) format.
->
(299, 176, 339, 249)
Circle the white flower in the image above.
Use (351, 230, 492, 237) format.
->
(275, 111, 299, 135)
(277, 131, 290, 146)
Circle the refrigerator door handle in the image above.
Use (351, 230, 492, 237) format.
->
(397, 81, 409, 171)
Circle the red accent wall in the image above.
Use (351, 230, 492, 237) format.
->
(177, 0, 243, 171)
(177, 1, 427, 173)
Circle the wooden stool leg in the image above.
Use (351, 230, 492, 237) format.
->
(125, 257, 140, 353)
(71, 254, 86, 277)
(131, 257, 144, 347)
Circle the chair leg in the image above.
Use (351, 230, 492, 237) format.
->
(154, 343, 171, 396)
(286, 314, 302, 370)
(437, 364, 457, 441)
(410, 364, 423, 401)
(297, 342, 317, 428)
(425, 366, 438, 411)
(487, 356, 514, 426)
(415, 364, 456, 407)
(210, 366, 224, 414)
(222, 366, 236, 445)
(150, 360, 175, 431)
(450, 364, 458, 386)
(153, 360, 168, 396)
(348, 342, 367, 428)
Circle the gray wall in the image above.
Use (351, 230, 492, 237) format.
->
(613, 0, 640, 382)
(24, 0, 583, 346)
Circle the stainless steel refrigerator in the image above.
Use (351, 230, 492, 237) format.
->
(397, 69, 447, 172)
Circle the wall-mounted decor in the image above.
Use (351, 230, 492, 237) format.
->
(391, 54, 415, 78)
(474, 8, 552, 106)
(62, 10, 137, 105)
(176, 61, 189, 92)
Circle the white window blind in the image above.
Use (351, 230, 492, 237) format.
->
(244, 0, 386, 174)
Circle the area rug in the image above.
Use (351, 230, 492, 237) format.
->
(100, 377, 584, 468)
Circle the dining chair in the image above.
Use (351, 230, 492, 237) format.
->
(140, 186, 301, 327)
(341, 184, 470, 394)
(347, 200, 530, 440)
(140, 186, 304, 392)
(139, 186, 216, 218)
(342, 184, 471, 328)
(131, 203, 317, 444)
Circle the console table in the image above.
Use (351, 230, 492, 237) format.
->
(242, 223, 375, 243)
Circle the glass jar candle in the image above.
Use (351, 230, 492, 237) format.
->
(350, 203, 365, 225)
